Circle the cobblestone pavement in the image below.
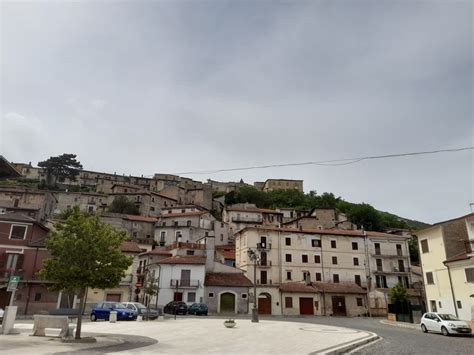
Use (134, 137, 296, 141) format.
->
(264, 316, 473, 355)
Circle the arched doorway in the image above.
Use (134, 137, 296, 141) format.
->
(258, 293, 272, 315)
(220, 292, 236, 313)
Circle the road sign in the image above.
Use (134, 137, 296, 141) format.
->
(135, 282, 142, 288)
(7, 276, 20, 292)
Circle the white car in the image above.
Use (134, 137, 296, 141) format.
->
(420, 313, 472, 336)
(0, 308, 4, 324)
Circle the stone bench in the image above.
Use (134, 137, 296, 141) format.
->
(32, 315, 75, 338)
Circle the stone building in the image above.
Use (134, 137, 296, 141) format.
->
(99, 213, 157, 247)
(260, 179, 304, 192)
(223, 204, 283, 236)
(107, 191, 177, 217)
(234, 226, 413, 316)
(204, 273, 252, 314)
(0, 187, 57, 222)
(53, 191, 108, 215)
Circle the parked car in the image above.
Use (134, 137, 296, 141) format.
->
(90, 301, 137, 321)
(163, 301, 188, 315)
(420, 313, 472, 336)
(123, 302, 159, 320)
(187, 303, 208, 316)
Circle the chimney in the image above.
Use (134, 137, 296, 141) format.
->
(205, 236, 215, 272)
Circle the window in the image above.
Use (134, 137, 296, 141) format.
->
(376, 275, 387, 288)
(312, 239, 321, 247)
(160, 231, 166, 242)
(174, 221, 178, 227)
(315, 272, 322, 281)
(374, 243, 381, 255)
(162, 222, 166, 227)
(457, 300, 462, 309)
(241, 293, 247, 299)
(302, 255, 308, 263)
(132, 231, 137, 238)
(187, 220, 191, 227)
(353, 257, 359, 266)
(34, 293, 42, 302)
(285, 237, 291, 246)
(333, 274, 339, 283)
(396, 244, 402, 256)
(187, 292, 196, 302)
(426, 272, 434, 285)
(285, 254, 292, 262)
(260, 270, 267, 284)
(465, 268, 474, 283)
(438, 301, 442, 308)
(220, 234, 224, 241)
(150, 206, 155, 211)
(331, 240, 337, 249)
(314, 255, 321, 263)
(10, 225, 27, 240)
(376, 259, 383, 271)
(285, 297, 293, 308)
(420, 239, 429, 253)
(181, 209, 185, 213)
(352, 242, 358, 250)
(208, 292, 214, 298)
(286, 271, 292, 280)
(332, 256, 337, 265)
(430, 300, 437, 312)
(303, 271, 310, 282)
(186, 250, 195, 255)
(356, 298, 363, 307)
(354, 275, 361, 286)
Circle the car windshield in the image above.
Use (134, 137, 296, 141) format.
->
(438, 314, 459, 321)
(136, 304, 147, 309)
(113, 303, 127, 309)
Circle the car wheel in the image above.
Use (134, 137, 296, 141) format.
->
(441, 327, 450, 336)
(91, 314, 97, 322)
(421, 324, 427, 333)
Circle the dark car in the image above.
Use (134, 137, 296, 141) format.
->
(123, 302, 159, 320)
(187, 303, 208, 316)
(90, 301, 137, 321)
(164, 301, 188, 315)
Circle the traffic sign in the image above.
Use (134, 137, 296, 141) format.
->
(7, 276, 20, 292)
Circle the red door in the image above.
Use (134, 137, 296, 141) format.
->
(174, 292, 183, 301)
(258, 294, 272, 315)
(299, 297, 314, 315)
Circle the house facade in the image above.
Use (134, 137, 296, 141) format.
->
(0, 213, 59, 315)
(0, 187, 57, 222)
(261, 179, 303, 192)
(223, 204, 283, 236)
(235, 226, 413, 316)
(416, 213, 474, 324)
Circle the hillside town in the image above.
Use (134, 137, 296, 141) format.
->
(1, 155, 472, 329)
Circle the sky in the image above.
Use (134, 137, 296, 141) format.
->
(0, 0, 472, 224)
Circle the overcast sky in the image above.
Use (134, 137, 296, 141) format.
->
(1, 0, 472, 224)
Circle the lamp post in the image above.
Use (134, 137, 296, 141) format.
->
(247, 248, 260, 323)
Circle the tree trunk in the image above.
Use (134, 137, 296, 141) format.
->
(75, 288, 87, 339)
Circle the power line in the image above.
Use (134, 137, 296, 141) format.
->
(173, 147, 474, 175)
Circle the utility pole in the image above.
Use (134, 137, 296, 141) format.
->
(363, 228, 372, 318)
(247, 248, 260, 323)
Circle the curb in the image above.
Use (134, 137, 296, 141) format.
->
(380, 320, 419, 330)
(316, 332, 380, 354)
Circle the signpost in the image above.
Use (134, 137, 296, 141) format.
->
(7, 276, 20, 306)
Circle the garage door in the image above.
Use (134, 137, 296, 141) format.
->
(299, 297, 314, 315)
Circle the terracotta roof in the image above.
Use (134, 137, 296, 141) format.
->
(444, 252, 472, 264)
(121, 241, 143, 253)
(313, 282, 366, 294)
(205, 273, 253, 287)
(226, 206, 283, 214)
(235, 226, 396, 238)
(123, 215, 158, 223)
(280, 282, 365, 294)
(160, 211, 208, 218)
(166, 242, 206, 250)
(142, 248, 173, 256)
(158, 255, 206, 265)
(279, 282, 318, 294)
(216, 246, 236, 260)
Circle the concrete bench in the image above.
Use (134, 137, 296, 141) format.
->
(32, 315, 75, 338)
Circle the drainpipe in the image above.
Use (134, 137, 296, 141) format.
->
(445, 263, 459, 318)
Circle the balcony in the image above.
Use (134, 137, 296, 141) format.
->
(170, 279, 200, 288)
(258, 260, 272, 268)
(373, 267, 411, 274)
(371, 253, 409, 259)
(257, 242, 271, 250)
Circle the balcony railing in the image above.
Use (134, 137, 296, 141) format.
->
(258, 260, 272, 268)
(257, 242, 271, 250)
(170, 279, 200, 288)
(373, 267, 411, 274)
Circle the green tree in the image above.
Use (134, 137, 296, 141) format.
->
(389, 283, 408, 303)
(108, 196, 140, 215)
(346, 203, 381, 231)
(39, 207, 132, 339)
(408, 236, 420, 264)
(38, 153, 83, 187)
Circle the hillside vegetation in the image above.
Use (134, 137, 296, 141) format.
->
(225, 186, 429, 232)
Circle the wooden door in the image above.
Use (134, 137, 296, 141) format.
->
(173, 292, 183, 301)
(220, 293, 236, 313)
(332, 296, 346, 316)
(299, 297, 314, 315)
(258, 294, 272, 315)
(106, 293, 121, 302)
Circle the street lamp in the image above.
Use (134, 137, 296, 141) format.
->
(247, 248, 260, 323)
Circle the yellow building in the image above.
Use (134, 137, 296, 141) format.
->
(416, 213, 474, 324)
(261, 179, 303, 193)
